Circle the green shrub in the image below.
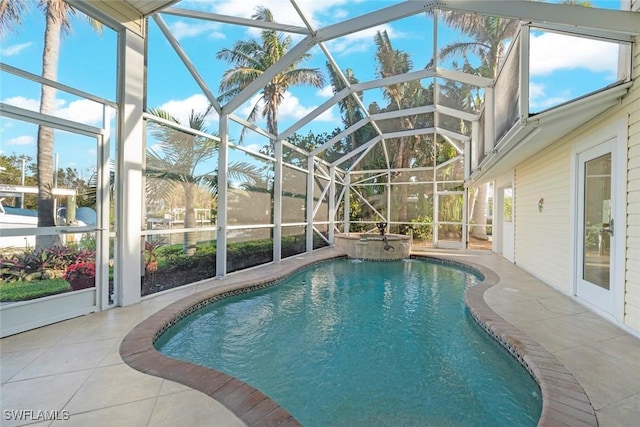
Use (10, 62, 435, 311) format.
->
(410, 215, 433, 241)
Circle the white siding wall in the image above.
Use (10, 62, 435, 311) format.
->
(625, 35, 640, 331)
(514, 142, 572, 293)
(513, 30, 640, 333)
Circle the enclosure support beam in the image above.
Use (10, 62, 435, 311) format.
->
(519, 23, 530, 125)
(98, 112, 110, 310)
(329, 167, 336, 245)
(386, 172, 391, 230)
(216, 115, 229, 277)
(484, 87, 495, 154)
(344, 173, 351, 233)
(306, 158, 315, 253)
(274, 139, 283, 262)
(471, 120, 480, 172)
(116, 28, 145, 307)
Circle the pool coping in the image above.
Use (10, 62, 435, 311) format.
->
(120, 252, 597, 427)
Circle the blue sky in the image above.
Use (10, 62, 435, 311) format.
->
(0, 0, 626, 176)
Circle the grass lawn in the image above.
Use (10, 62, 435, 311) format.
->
(0, 279, 72, 302)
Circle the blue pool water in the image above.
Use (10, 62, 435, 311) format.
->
(156, 258, 542, 426)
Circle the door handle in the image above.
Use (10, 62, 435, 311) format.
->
(601, 218, 614, 236)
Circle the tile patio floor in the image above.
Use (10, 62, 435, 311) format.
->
(1, 248, 640, 426)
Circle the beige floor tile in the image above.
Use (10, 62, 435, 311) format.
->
(1, 417, 50, 427)
(495, 309, 627, 353)
(491, 299, 568, 323)
(148, 389, 246, 427)
(542, 312, 627, 346)
(0, 320, 79, 353)
(158, 379, 194, 396)
(55, 316, 138, 345)
(0, 348, 45, 383)
(504, 317, 586, 353)
(51, 398, 156, 427)
(536, 296, 589, 315)
(65, 363, 163, 413)
(484, 286, 538, 305)
(96, 341, 125, 367)
(0, 371, 91, 427)
(596, 392, 640, 427)
(583, 334, 640, 369)
(11, 339, 117, 381)
(554, 346, 640, 410)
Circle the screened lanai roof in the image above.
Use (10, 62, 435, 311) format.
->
(70, 0, 639, 183)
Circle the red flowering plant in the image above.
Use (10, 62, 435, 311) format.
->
(64, 262, 96, 281)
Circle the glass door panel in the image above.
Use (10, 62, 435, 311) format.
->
(576, 140, 615, 315)
(582, 153, 611, 290)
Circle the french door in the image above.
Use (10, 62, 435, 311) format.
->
(576, 139, 616, 314)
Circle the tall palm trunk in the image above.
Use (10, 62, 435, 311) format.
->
(36, 5, 62, 249)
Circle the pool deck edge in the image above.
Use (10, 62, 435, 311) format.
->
(120, 249, 347, 427)
(438, 255, 599, 427)
(120, 250, 597, 427)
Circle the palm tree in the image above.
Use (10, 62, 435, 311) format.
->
(372, 30, 434, 224)
(146, 108, 260, 256)
(216, 6, 325, 139)
(0, 0, 28, 36)
(437, 1, 591, 240)
(2, 0, 101, 249)
(435, 13, 520, 240)
(37, 1, 77, 248)
(326, 63, 365, 151)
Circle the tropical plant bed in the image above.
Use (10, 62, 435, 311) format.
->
(140, 235, 328, 296)
(0, 279, 72, 302)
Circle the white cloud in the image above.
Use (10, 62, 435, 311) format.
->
(56, 99, 112, 126)
(156, 94, 218, 126)
(529, 82, 545, 100)
(208, 0, 360, 28)
(2, 96, 113, 127)
(207, 1, 304, 27)
(331, 8, 350, 21)
(3, 96, 40, 112)
(169, 20, 226, 41)
(317, 86, 335, 98)
(529, 32, 619, 76)
(325, 24, 401, 56)
(205, 0, 364, 42)
(4, 135, 34, 146)
(278, 93, 315, 119)
(243, 143, 261, 153)
(238, 92, 339, 127)
(1, 42, 31, 57)
(528, 82, 571, 110)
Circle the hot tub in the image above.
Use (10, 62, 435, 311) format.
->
(334, 233, 411, 260)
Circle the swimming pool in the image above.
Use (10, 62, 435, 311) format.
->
(155, 258, 542, 426)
